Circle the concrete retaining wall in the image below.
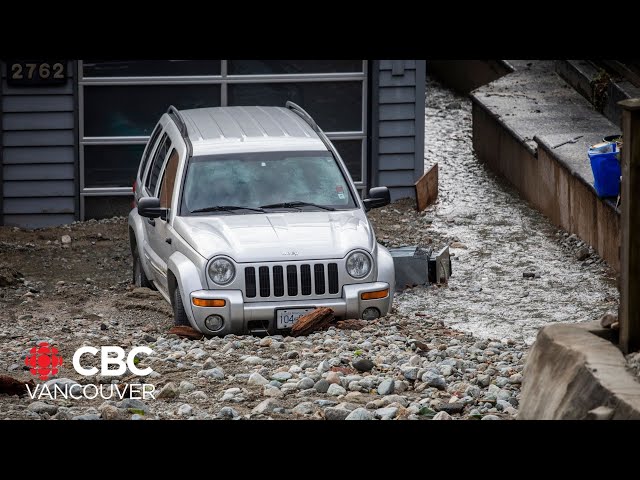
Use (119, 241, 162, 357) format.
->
(519, 322, 640, 419)
(428, 61, 514, 94)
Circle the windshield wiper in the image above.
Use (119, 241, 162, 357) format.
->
(191, 205, 266, 214)
(260, 201, 335, 211)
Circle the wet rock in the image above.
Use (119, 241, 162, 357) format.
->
(188, 391, 208, 401)
(157, 382, 179, 399)
(297, 377, 315, 390)
(375, 407, 398, 419)
(576, 247, 590, 261)
(252, 398, 281, 415)
(325, 371, 341, 384)
(600, 313, 617, 328)
(377, 378, 395, 396)
(314, 379, 330, 393)
(143, 334, 157, 343)
(352, 358, 374, 372)
(218, 407, 240, 419)
(327, 384, 347, 396)
(28, 401, 58, 415)
(292, 402, 314, 415)
(476, 374, 491, 388)
(271, 372, 292, 382)
(432, 411, 453, 420)
(73, 413, 101, 420)
(481, 414, 501, 420)
(198, 368, 225, 380)
(248, 372, 269, 386)
(436, 402, 464, 414)
(117, 398, 149, 414)
(179, 381, 196, 393)
(178, 404, 193, 417)
(324, 407, 351, 420)
(99, 405, 122, 421)
(61, 235, 72, 245)
(242, 356, 264, 365)
(422, 371, 447, 390)
(345, 408, 374, 420)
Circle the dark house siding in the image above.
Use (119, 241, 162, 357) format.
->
(1, 61, 77, 228)
(371, 60, 425, 201)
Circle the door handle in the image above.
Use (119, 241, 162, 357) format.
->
(147, 218, 155, 226)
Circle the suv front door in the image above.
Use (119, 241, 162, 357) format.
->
(147, 147, 182, 293)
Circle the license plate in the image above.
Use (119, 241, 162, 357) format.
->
(276, 308, 314, 329)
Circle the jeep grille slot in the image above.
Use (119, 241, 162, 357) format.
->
(328, 263, 339, 294)
(273, 266, 284, 297)
(314, 264, 325, 295)
(300, 265, 312, 295)
(242, 261, 342, 302)
(245, 267, 256, 298)
(259, 266, 270, 297)
(287, 265, 298, 296)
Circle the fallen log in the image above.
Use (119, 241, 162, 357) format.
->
(168, 325, 204, 340)
(0, 375, 35, 396)
(291, 307, 335, 337)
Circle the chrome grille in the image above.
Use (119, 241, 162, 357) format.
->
(244, 262, 341, 301)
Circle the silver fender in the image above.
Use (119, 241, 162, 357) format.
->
(128, 209, 154, 283)
(376, 243, 395, 313)
(167, 251, 206, 330)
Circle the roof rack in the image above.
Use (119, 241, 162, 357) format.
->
(285, 101, 318, 131)
(285, 101, 336, 154)
(166, 105, 192, 157)
(167, 105, 188, 137)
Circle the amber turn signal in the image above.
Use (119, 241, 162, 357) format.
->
(192, 298, 226, 307)
(360, 289, 389, 300)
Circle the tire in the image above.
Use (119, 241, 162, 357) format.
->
(173, 285, 190, 326)
(132, 250, 153, 289)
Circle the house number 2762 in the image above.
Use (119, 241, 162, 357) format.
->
(7, 61, 67, 86)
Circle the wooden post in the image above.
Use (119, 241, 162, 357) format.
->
(618, 99, 640, 353)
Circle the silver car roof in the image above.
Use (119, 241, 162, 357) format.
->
(179, 106, 327, 153)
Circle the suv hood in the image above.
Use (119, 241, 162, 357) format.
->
(173, 210, 375, 262)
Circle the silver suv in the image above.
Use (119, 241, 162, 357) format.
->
(129, 102, 395, 336)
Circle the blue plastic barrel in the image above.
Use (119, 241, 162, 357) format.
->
(588, 144, 621, 198)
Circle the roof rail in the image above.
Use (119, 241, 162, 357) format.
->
(167, 105, 188, 137)
(285, 101, 318, 131)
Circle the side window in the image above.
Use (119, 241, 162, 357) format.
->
(159, 149, 180, 209)
(145, 133, 172, 194)
(139, 123, 163, 182)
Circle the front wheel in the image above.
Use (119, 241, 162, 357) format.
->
(173, 285, 190, 326)
(132, 250, 153, 289)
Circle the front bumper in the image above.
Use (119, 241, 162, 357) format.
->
(188, 282, 391, 335)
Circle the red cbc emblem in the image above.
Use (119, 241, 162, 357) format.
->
(24, 342, 63, 381)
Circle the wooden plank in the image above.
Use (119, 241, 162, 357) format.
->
(619, 99, 640, 353)
(415, 163, 438, 212)
(3, 146, 75, 164)
(379, 103, 415, 121)
(3, 130, 74, 147)
(3, 180, 75, 197)
(4, 163, 75, 181)
(379, 137, 415, 154)
(3, 196, 75, 214)
(379, 120, 415, 137)
(2, 95, 74, 112)
(379, 154, 415, 171)
(3, 112, 74, 131)
(379, 87, 415, 104)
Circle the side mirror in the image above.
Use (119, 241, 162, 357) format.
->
(138, 197, 166, 220)
(363, 186, 391, 212)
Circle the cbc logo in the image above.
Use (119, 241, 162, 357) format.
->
(73, 346, 153, 376)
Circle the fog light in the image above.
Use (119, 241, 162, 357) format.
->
(193, 298, 226, 307)
(362, 307, 381, 320)
(204, 315, 224, 331)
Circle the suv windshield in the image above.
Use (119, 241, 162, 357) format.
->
(181, 151, 357, 214)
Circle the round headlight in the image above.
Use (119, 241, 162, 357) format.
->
(346, 251, 371, 279)
(208, 258, 235, 285)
